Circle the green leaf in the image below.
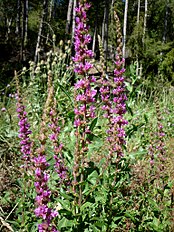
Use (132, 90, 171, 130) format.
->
(124, 212, 136, 223)
(90, 225, 101, 232)
(87, 170, 99, 185)
(83, 182, 90, 194)
(58, 217, 75, 229)
(89, 117, 98, 132)
(153, 217, 160, 228)
(60, 190, 74, 200)
(57, 199, 71, 211)
(80, 202, 93, 211)
(56, 83, 73, 103)
(128, 149, 147, 161)
(144, 113, 148, 123)
(68, 110, 75, 119)
(113, 216, 123, 222)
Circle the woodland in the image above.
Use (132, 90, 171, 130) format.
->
(0, 0, 174, 86)
(0, 0, 174, 231)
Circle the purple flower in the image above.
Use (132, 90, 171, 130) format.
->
(100, 55, 128, 159)
(34, 131, 58, 231)
(72, 2, 97, 187)
(73, 2, 96, 130)
(49, 107, 69, 187)
(1, 107, 6, 112)
(74, 118, 81, 127)
(16, 99, 32, 166)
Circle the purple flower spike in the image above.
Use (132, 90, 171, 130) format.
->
(34, 152, 58, 231)
(100, 55, 128, 159)
(72, 1, 97, 189)
(16, 99, 32, 167)
(33, 123, 58, 231)
(49, 105, 70, 187)
(73, 2, 96, 130)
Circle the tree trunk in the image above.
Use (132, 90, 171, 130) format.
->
(92, 22, 97, 54)
(102, 0, 110, 62)
(21, 0, 28, 62)
(71, 0, 77, 43)
(136, 0, 140, 76)
(15, 0, 21, 36)
(142, 0, 147, 45)
(137, 0, 140, 24)
(5, 18, 12, 42)
(46, 0, 54, 44)
(101, 7, 105, 46)
(140, 0, 147, 77)
(123, 0, 128, 59)
(92, 2, 99, 54)
(34, 0, 49, 63)
(66, 0, 73, 35)
(163, 0, 169, 43)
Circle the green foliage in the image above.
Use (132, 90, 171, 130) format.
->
(128, 20, 144, 60)
(0, 42, 174, 231)
(0, 0, 174, 230)
(160, 48, 174, 84)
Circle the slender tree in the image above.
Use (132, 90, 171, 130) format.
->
(102, 0, 110, 63)
(136, 0, 141, 76)
(162, 0, 169, 43)
(21, 0, 28, 62)
(66, 0, 73, 35)
(46, 0, 54, 44)
(15, 0, 21, 36)
(71, 0, 77, 43)
(142, 0, 147, 45)
(92, 1, 99, 54)
(140, 0, 147, 77)
(137, 0, 140, 24)
(123, 0, 128, 59)
(34, 0, 49, 63)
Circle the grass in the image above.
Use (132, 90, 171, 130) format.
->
(0, 48, 174, 231)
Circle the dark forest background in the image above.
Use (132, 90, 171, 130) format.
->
(0, 0, 174, 89)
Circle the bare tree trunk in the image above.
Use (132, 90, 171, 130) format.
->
(46, 0, 54, 44)
(110, 0, 115, 56)
(140, 0, 147, 77)
(159, 0, 169, 65)
(21, 0, 28, 62)
(137, 0, 140, 24)
(142, 0, 147, 45)
(92, 22, 97, 54)
(15, 0, 21, 36)
(34, 0, 49, 63)
(102, 0, 110, 62)
(71, 0, 77, 43)
(66, 0, 73, 35)
(102, 8, 105, 46)
(24, 0, 28, 46)
(123, 0, 128, 59)
(92, 2, 99, 54)
(163, 0, 169, 43)
(136, 0, 140, 76)
(5, 18, 12, 41)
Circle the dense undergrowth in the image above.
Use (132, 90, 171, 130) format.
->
(0, 2, 174, 232)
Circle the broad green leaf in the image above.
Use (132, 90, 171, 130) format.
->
(58, 217, 75, 229)
(87, 170, 99, 185)
(60, 190, 74, 200)
(80, 202, 93, 211)
(89, 117, 98, 132)
(57, 199, 71, 211)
